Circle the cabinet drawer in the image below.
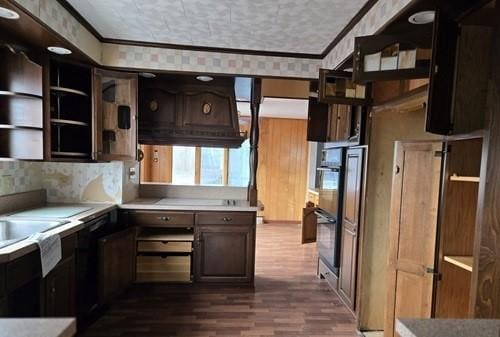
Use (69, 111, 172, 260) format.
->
(196, 212, 254, 225)
(318, 259, 338, 290)
(137, 241, 192, 253)
(125, 211, 194, 227)
(136, 255, 191, 283)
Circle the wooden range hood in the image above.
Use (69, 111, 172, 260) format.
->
(138, 75, 246, 148)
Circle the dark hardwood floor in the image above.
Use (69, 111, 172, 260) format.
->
(81, 223, 357, 337)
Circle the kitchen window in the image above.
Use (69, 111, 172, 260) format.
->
(140, 142, 250, 187)
(172, 146, 196, 185)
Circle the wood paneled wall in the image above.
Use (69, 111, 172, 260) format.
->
(257, 118, 309, 222)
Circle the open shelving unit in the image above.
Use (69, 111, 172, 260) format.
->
(0, 47, 44, 160)
(136, 227, 194, 283)
(443, 255, 473, 272)
(49, 60, 92, 161)
(435, 138, 482, 319)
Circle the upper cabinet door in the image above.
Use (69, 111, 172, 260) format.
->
(427, 5, 493, 135)
(426, 9, 459, 135)
(93, 69, 138, 161)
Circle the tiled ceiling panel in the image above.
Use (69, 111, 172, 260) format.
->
(66, 0, 368, 54)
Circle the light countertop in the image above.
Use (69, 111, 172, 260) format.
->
(396, 319, 500, 337)
(0, 318, 76, 337)
(120, 198, 263, 212)
(0, 203, 116, 263)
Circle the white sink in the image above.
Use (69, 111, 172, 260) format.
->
(0, 219, 68, 249)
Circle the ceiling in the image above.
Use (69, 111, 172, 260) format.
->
(65, 0, 369, 55)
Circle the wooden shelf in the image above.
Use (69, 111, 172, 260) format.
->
(0, 90, 43, 99)
(444, 255, 473, 272)
(51, 119, 89, 127)
(50, 86, 88, 97)
(450, 174, 480, 183)
(137, 233, 194, 242)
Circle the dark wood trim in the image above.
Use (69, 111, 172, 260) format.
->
(102, 38, 324, 60)
(320, 0, 378, 57)
(55, 0, 103, 40)
(2, 0, 98, 65)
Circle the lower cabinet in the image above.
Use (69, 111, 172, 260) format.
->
(338, 223, 358, 309)
(44, 255, 76, 317)
(338, 147, 364, 310)
(98, 227, 136, 305)
(194, 213, 255, 283)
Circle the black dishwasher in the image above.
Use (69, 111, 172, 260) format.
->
(76, 212, 113, 324)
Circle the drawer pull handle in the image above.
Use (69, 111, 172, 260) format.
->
(158, 216, 172, 221)
(222, 217, 232, 222)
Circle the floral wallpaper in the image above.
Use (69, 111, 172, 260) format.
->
(0, 161, 139, 204)
(101, 43, 322, 78)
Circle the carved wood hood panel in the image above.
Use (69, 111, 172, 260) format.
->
(138, 75, 246, 148)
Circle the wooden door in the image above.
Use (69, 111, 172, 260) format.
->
(194, 224, 254, 283)
(44, 256, 76, 317)
(93, 69, 138, 161)
(338, 148, 364, 310)
(301, 207, 317, 244)
(426, 9, 458, 135)
(98, 227, 136, 305)
(384, 142, 443, 337)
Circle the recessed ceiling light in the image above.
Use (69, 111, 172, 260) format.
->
(0, 7, 20, 20)
(408, 11, 435, 25)
(47, 46, 72, 55)
(196, 75, 214, 82)
(139, 72, 156, 78)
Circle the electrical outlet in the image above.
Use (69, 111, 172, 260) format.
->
(0, 175, 14, 194)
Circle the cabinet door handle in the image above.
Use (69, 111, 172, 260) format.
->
(157, 216, 172, 221)
(222, 217, 232, 222)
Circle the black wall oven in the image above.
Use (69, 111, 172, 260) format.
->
(316, 147, 344, 275)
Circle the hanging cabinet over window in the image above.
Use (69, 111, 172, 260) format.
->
(353, 31, 432, 84)
(318, 70, 371, 105)
(93, 69, 138, 161)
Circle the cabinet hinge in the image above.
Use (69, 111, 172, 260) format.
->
(434, 146, 451, 157)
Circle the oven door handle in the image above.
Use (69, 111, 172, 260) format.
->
(316, 167, 340, 172)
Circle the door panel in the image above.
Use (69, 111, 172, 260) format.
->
(301, 207, 317, 244)
(338, 148, 364, 310)
(194, 224, 254, 283)
(384, 142, 443, 337)
(93, 69, 138, 161)
(98, 227, 136, 305)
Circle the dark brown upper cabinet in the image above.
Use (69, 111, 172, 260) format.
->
(93, 69, 138, 161)
(307, 78, 366, 145)
(0, 46, 44, 160)
(353, 31, 432, 84)
(319, 69, 371, 105)
(47, 60, 93, 161)
(426, 5, 494, 135)
(139, 76, 246, 148)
